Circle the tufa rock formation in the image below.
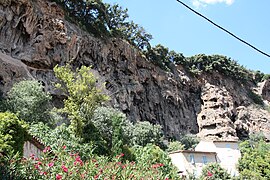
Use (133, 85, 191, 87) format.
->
(0, 0, 269, 141)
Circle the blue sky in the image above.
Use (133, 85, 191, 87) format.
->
(103, 0, 270, 73)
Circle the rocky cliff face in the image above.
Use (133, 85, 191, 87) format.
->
(0, 0, 269, 140)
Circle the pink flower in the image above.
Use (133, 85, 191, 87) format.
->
(43, 146, 51, 153)
(152, 163, 163, 169)
(37, 161, 42, 165)
(159, 163, 164, 167)
(120, 153, 124, 157)
(48, 162, 54, 167)
(40, 171, 47, 175)
(56, 174, 62, 180)
(75, 156, 83, 166)
(62, 145, 66, 150)
(94, 174, 99, 179)
(207, 171, 213, 177)
(34, 164, 39, 170)
(62, 165, 68, 173)
(30, 153, 35, 159)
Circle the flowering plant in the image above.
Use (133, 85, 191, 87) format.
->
(2, 145, 179, 180)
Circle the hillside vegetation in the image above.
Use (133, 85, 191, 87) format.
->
(0, 0, 270, 179)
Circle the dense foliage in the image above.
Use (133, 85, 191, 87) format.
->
(131, 121, 164, 147)
(167, 141, 185, 152)
(53, 0, 152, 50)
(199, 163, 231, 180)
(0, 112, 28, 155)
(237, 136, 270, 179)
(7, 80, 53, 125)
(2, 144, 179, 180)
(146, 44, 270, 85)
(54, 65, 109, 138)
(0, 64, 179, 179)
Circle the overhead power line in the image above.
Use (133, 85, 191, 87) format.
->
(176, 0, 270, 58)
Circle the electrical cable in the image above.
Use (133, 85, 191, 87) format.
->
(176, 0, 270, 58)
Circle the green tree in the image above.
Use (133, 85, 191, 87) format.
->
(146, 44, 170, 70)
(7, 80, 52, 125)
(131, 121, 164, 147)
(131, 144, 180, 179)
(54, 65, 109, 138)
(180, 134, 199, 150)
(167, 141, 185, 152)
(90, 107, 133, 155)
(29, 122, 94, 160)
(237, 139, 270, 179)
(0, 112, 28, 155)
(199, 163, 231, 180)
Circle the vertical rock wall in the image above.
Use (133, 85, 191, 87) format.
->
(0, 0, 269, 140)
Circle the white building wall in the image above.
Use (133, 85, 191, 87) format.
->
(169, 153, 187, 175)
(23, 141, 42, 158)
(169, 152, 217, 177)
(214, 142, 241, 176)
(195, 141, 241, 177)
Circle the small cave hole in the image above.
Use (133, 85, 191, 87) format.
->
(201, 115, 206, 120)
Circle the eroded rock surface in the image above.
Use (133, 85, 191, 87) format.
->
(0, 0, 269, 140)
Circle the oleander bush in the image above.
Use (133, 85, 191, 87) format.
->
(1, 144, 179, 180)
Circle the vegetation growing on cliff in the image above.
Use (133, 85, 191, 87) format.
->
(0, 65, 179, 179)
(53, 0, 152, 50)
(51, 0, 270, 84)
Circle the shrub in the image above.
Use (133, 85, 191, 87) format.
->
(180, 134, 199, 150)
(167, 141, 185, 152)
(54, 65, 109, 138)
(7, 80, 52, 125)
(131, 144, 180, 179)
(90, 107, 133, 156)
(247, 90, 264, 106)
(0, 112, 28, 155)
(131, 121, 164, 147)
(1, 144, 179, 179)
(199, 163, 231, 180)
(238, 139, 270, 179)
(29, 122, 94, 161)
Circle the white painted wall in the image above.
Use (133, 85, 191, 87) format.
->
(23, 141, 42, 158)
(169, 151, 217, 177)
(214, 142, 241, 176)
(195, 141, 241, 177)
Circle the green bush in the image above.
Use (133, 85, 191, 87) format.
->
(131, 144, 179, 179)
(0, 112, 28, 155)
(180, 134, 199, 150)
(54, 65, 109, 138)
(53, 0, 152, 50)
(199, 163, 231, 180)
(29, 122, 94, 161)
(247, 90, 264, 105)
(131, 121, 164, 147)
(167, 141, 185, 152)
(238, 139, 270, 179)
(7, 80, 53, 125)
(1, 143, 179, 179)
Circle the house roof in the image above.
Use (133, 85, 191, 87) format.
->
(213, 140, 239, 143)
(169, 150, 217, 155)
(28, 135, 45, 150)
